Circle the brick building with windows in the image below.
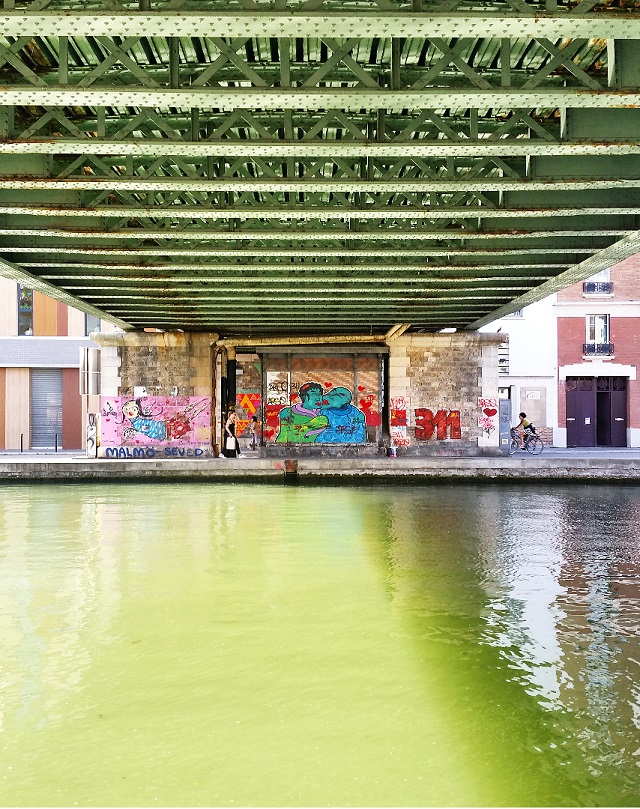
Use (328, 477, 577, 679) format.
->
(0, 278, 106, 451)
(556, 255, 640, 448)
(486, 254, 640, 449)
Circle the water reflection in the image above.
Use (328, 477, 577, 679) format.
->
(1, 482, 640, 806)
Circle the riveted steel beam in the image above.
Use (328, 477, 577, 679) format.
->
(0, 255, 131, 328)
(3, 12, 640, 40)
(4, 140, 640, 158)
(0, 203, 637, 220)
(1, 178, 639, 193)
(21, 261, 570, 273)
(468, 228, 640, 327)
(1, 245, 595, 258)
(1, 89, 639, 111)
(0, 227, 631, 242)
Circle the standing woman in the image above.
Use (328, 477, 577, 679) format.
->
(223, 411, 244, 458)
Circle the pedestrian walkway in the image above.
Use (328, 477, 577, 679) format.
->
(2, 447, 640, 482)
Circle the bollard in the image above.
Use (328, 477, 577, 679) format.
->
(55, 433, 58, 453)
(20, 433, 23, 453)
(284, 459, 298, 485)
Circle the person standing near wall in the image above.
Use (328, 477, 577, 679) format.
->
(248, 415, 260, 450)
(222, 411, 244, 458)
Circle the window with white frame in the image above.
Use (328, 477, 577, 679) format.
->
(586, 314, 609, 345)
(583, 268, 612, 295)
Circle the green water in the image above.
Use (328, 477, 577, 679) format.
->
(1, 482, 639, 807)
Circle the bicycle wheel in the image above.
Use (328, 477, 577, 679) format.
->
(525, 435, 543, 455)
(509, 436, 520, 455)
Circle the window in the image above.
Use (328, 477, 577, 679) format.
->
(584, 314, 613, 356)
(498, 342, 509, 375)
(85, 313, 101, 336)
(18, 285, 33, 335)
(586, 314, 609, 345)
(583, 268, 612, 295)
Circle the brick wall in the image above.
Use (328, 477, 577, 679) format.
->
(390, 332, 502, 456)
(557, 252, 640, 303)
(95, 331, 217, 397)
(610, 254, 640, 301)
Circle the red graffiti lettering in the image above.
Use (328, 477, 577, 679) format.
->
(390, 409, 407, 427)
(265, 404, 285, 427)
(415, 409, 461, 440)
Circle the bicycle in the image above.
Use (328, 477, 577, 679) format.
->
(509, 428, 544, 455)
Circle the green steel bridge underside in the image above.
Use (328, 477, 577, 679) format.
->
(1, 0, 640, 337)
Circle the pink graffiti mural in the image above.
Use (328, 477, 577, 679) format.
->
(415, 409, 462, 440)
(477, 397, 498, 436)
(101, 396, 211, 448)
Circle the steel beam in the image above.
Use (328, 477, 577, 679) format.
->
(2, 12, 640, 40)
(4, 140, 640, 158)
(1, 89, 639, 111)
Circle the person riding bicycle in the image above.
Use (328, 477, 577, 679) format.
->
(514, 412, 536, 446)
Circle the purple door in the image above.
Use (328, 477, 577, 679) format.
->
(566, 376, 627, 447)
(566, 377, 595, 447)
(610, 378, 628, 447)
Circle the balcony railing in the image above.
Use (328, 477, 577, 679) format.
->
(583, 281, 613, 295)
(583, 343, 614, 356)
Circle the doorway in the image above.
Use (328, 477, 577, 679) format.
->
(30, 368, 63, 449)
(566, 376, 627, 447)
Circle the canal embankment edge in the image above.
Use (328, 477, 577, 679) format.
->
(2, 453, 640, 482)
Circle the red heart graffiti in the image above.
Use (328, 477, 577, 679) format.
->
(264, 428, 275, 440)
(483, 408, 497, 417)
(358, 385, 365, 391)
(324, 382, 332, 388)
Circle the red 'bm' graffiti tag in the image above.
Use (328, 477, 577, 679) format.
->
(414, 409, 461, 440)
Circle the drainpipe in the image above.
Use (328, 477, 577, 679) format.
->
(226, 345, 237, 415)
(220, 348, 228, 424)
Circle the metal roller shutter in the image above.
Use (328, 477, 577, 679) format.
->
(30, 369, 63, 449)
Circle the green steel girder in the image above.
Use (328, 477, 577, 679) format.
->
(0, 7, 639, 334)
(2, 11, 640, 41)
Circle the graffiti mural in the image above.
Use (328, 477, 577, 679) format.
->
(415, 409, 462, 440)
(100, 396, 211, 457)
(86, 413, 98, 458)
(391, 426, 410, 447)
(478, 397, 498, 436)
(236, 392, 261, 437)
(276, 381, 329, 443)
(390, 397, 408, 428)
(275, 381, 367, 443)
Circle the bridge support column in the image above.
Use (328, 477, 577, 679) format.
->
(91, 330, 219, 456)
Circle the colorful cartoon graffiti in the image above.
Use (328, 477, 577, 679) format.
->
(477, 397, 498, 436)
(101, 396, 211, 452)
(276, 381, 330, 443)
(275, 381, 368, 443)
(319, 386, 366, 442)
(236, 392, 261, 437)
(415, 409, 462, 440)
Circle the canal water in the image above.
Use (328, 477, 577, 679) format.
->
(0, 481, 639, 807)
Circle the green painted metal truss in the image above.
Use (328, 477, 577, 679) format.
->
(0, 0, 639, 336)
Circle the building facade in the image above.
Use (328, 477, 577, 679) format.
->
(556, 255, 640, 449)
(485, 254, 640, 449)
(0, 278, 103, 451)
